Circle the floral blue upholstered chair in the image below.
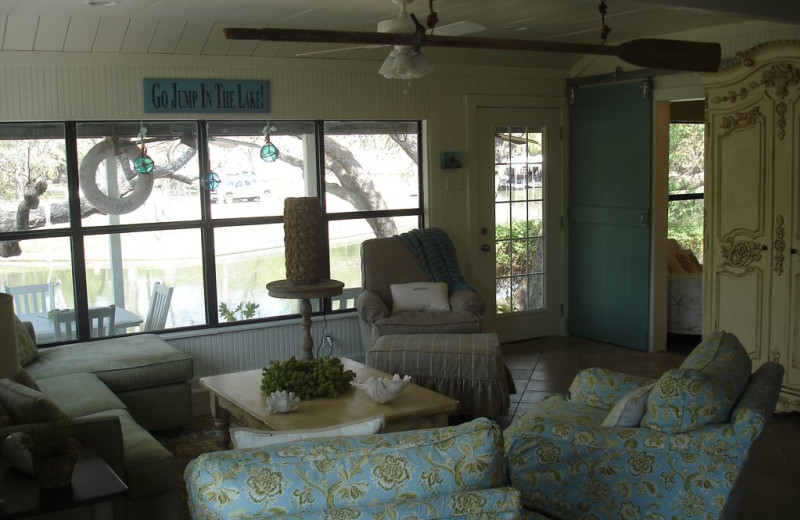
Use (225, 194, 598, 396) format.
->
(504, 331, 784, 520)
(185, 417, 521, 520)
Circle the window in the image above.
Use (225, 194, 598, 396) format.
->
(668, 122, 704, 263)
(0, 120, 423, 344)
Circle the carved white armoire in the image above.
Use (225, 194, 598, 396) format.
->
(703, 41, 800, 413)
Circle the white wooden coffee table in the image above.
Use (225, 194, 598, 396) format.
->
(200, 357, 459, 447)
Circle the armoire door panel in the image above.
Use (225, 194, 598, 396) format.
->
(713, 112, 769, 240)
(714, 270, 766, 361)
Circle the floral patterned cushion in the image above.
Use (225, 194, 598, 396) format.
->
(641, 331, 752, 433)
(185, 417, 521, 520)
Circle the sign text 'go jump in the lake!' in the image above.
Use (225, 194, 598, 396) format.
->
(143, 78, 270, 114)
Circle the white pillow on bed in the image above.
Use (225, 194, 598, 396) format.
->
(390, 282, 450, 312)
(230, 415, 385, 449)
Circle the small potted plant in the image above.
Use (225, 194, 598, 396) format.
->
(21, 418, 80, 489)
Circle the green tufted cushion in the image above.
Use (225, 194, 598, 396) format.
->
(641, 331, 752, 433)
(14, 315, 38, 366)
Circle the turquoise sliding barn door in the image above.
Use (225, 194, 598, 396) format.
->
(568, 82, 652, 350)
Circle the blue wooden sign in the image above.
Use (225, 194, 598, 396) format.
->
(143, 78, 270, 113)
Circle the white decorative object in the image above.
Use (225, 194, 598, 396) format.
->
(351, 374, 411, 404)
(230, 415, 385, 449)
(265, 390, 300, 414)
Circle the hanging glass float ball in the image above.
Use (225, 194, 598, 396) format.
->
(202, 171, 221, 191)
(134, 154, 155, 174)
(260, 143, 279, 162)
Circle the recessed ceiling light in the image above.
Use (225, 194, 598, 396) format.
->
(87, 1, 119, 6)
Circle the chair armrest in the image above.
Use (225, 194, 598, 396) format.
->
(450, 289, 486, 314)
(569, 367, 655, 410)
(1, 415, 125, 480)
(357, 290, 389, 323)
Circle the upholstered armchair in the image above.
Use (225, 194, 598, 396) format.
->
(504, 332, 784, 520)
(356, 229, 485, 350)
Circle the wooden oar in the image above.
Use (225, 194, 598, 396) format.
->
(223, 27, 721, 73)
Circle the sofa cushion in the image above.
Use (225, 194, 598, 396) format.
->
(37, 373, 126, 418)
(0, 378, 66, 424)
(641, 331, 752, 433)
(371, 310, 481, 339)
(84, 408, 176, 500)
(14, 315, 38, 366)
(25, 334, 192, 392)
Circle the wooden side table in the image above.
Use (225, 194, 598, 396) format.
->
(266, 278, 344, 360)
(0, 449, 127, 520)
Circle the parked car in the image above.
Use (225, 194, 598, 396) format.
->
(211, 177, 269, 203)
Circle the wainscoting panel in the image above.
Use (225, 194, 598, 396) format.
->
(164, 314, 364, 379)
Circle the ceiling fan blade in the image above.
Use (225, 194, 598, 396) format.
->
(224, 27, 721, 72)
(296, 44, 387, 57)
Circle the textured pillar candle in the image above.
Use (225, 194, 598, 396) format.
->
(283, 197, 323, 285)
(0, 293, 19, 378)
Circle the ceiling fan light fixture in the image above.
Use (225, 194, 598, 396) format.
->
(379, 50, 399, 78)
(410, 52, 432, 78)
(391, 47, 414, 79)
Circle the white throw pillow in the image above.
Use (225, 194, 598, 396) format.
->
(2, 431, 34, 475)
(230, 415, 385, 449)
(390, 282, 450, 312)
(602, 383, 655, 427)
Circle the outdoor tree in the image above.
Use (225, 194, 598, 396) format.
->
(668, 123, 704, 258)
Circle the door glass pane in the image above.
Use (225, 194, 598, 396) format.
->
(494, 126, 545, 314)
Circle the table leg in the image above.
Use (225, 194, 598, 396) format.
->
(208, 393, 231, 448)
(300, 297, 313, 360)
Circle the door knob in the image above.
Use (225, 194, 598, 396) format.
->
(481, 244, 491, 252)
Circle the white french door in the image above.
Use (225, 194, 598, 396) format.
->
(474, 107, 564, 343)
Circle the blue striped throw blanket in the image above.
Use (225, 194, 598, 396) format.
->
(397, 228, 474, 293)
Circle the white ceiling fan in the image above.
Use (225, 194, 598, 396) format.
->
(294, 0, 485, 63)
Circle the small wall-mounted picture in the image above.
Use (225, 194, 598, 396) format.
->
(440, 152, 463, 169)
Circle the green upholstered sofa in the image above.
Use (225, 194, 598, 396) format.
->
(1, 322, 193, 520)
(504, 331, 784, 520)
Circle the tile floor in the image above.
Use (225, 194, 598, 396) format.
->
(497, 335, 800, 520)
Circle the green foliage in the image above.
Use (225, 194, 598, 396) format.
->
(21, 419, 75, 458)
(495, 219, 543, 312)
(668, 123, 705, 259)
(261, 356, 356, 400)
(219, 300, 260, 322)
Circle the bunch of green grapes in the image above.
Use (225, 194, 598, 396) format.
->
(260, 356, 356, 400)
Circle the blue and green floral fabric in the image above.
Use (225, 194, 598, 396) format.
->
(504, 332, 784, 520)
(568, 367, 655, 410)
(641, 331, 753, 433)
(185, 417, 521, 520)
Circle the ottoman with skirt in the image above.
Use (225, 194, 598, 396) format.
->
(366, 333, 513, 418)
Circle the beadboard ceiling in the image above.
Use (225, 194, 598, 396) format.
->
(0, 0, 797, 69)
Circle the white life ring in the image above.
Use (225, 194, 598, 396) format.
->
(79, 139, 154, 215)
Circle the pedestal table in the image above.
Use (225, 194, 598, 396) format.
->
(266, 278, 344, 360)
